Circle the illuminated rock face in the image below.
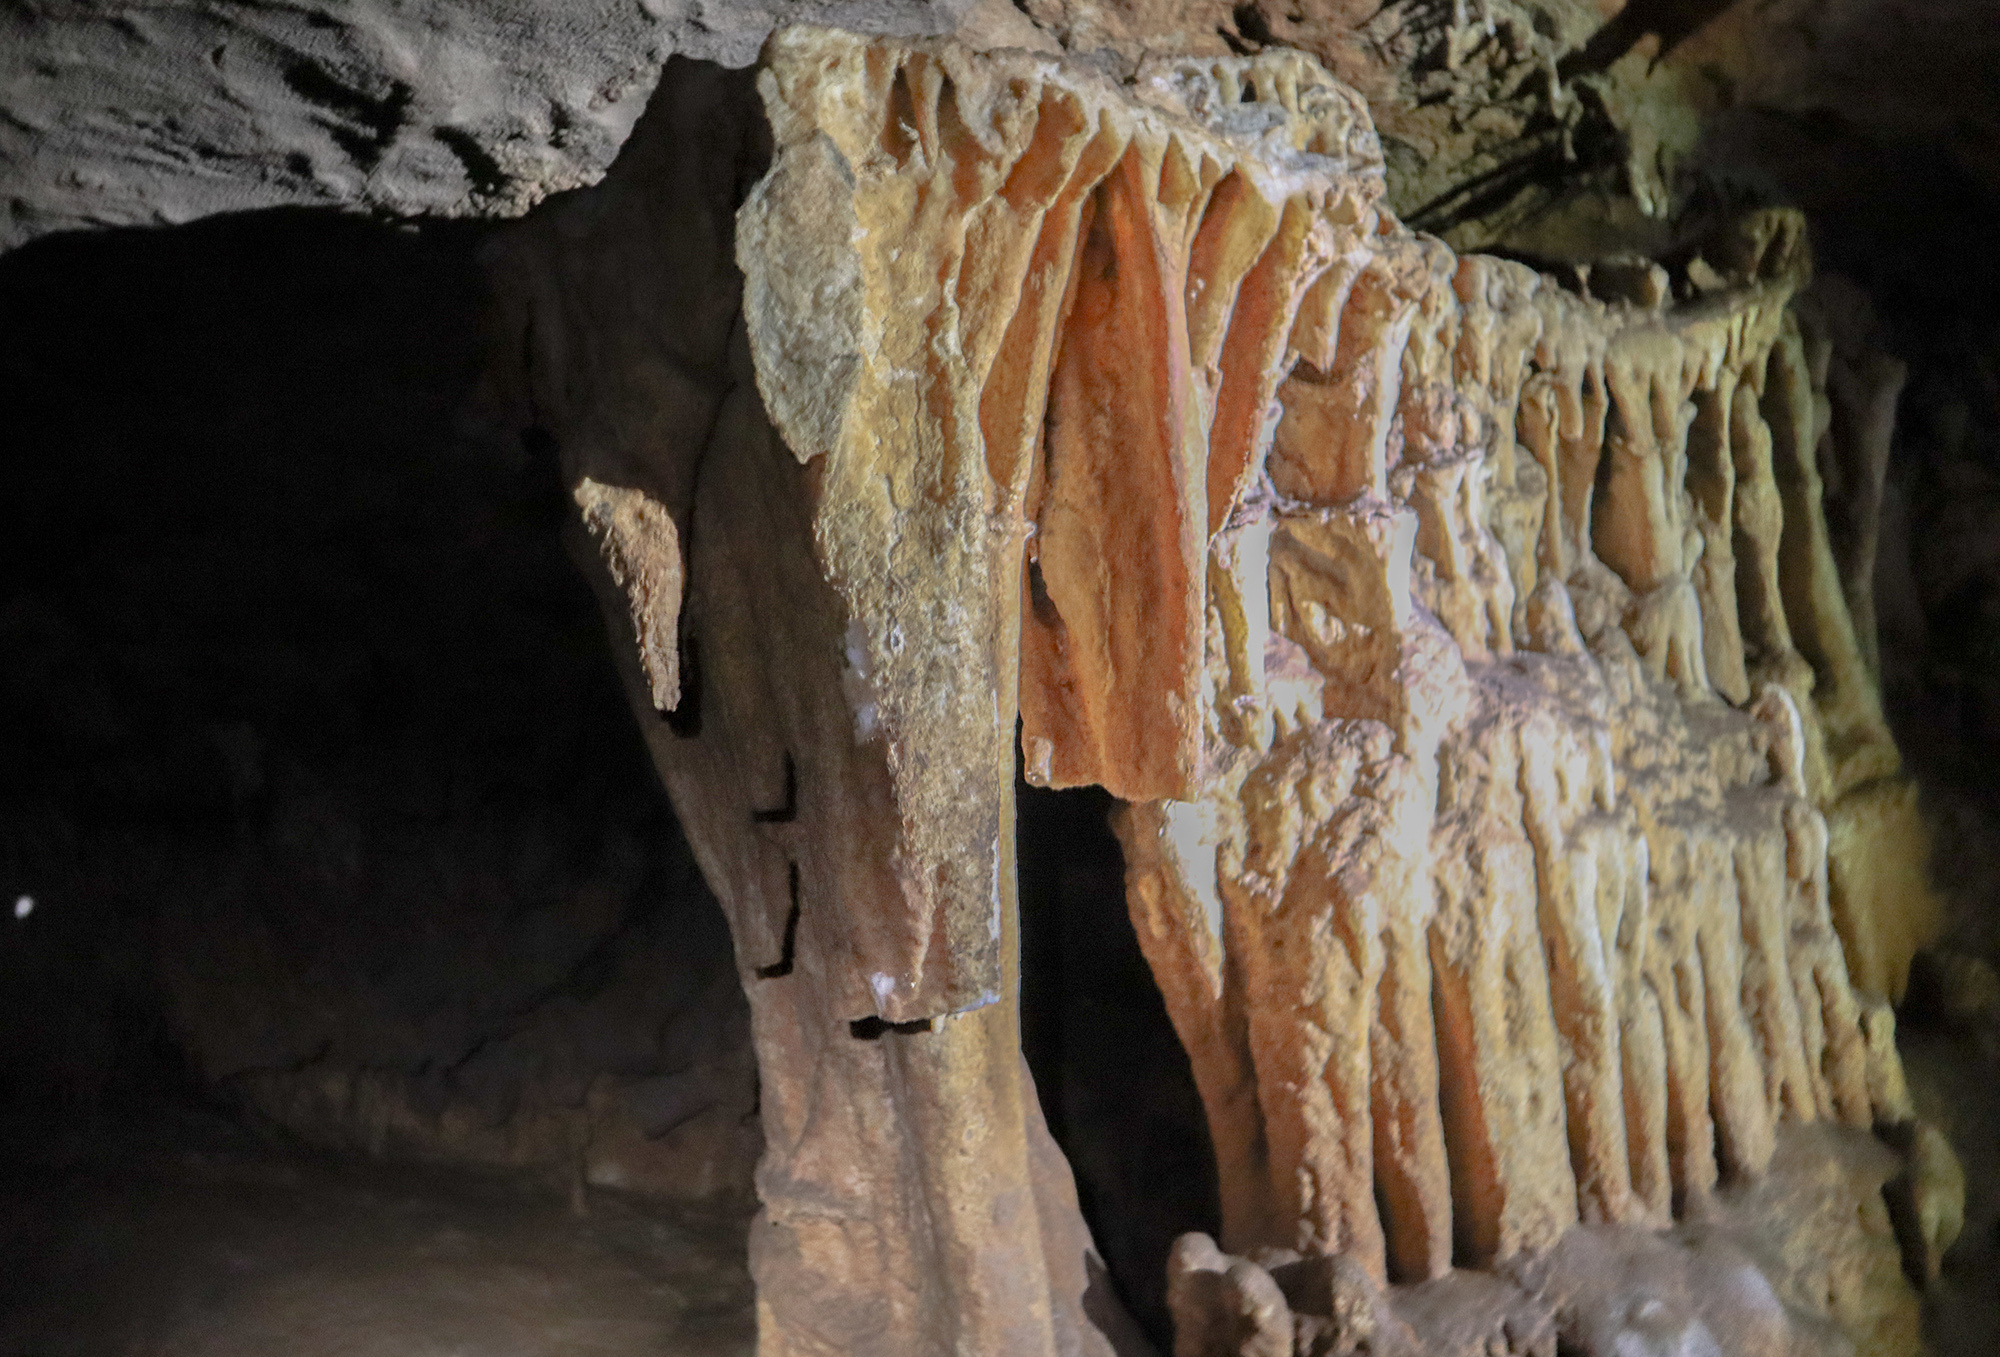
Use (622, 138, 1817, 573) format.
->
(496, 30, 1940, 1357)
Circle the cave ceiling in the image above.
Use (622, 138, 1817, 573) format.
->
(0, 0, 976, 247)
(6, 0, 2000, 257)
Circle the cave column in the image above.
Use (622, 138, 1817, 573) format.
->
(488, 39, 1151, 1356)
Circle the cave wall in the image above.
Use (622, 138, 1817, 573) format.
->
(0, 209, 757, 1202)
(12, 0, 1999, 265)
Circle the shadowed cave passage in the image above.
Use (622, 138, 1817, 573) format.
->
(0, 209, 759, 1353)
(1018, 780, 1221, 1345)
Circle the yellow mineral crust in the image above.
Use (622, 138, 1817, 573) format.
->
(734, 27, 1939, 1295)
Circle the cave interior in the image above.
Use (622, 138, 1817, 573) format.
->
(4, 2, 2000, 1355)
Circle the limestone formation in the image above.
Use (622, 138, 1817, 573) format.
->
(489, 28, 1942, 1357)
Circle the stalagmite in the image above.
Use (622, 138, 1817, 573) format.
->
(486, 30, 1942, 1357)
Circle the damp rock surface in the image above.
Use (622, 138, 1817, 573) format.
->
(484, 27, 1953, 1356)
(8, 7, 1998, 1357)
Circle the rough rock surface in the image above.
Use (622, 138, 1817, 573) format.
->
(7, 1, 1999, 1354)
(701, 14, 1933, 1280)
(12, 0, 2000, 286)
(1112, 189, 1937, 1285)
(0, 0, 975, 250)
(1169, 1120, 1918, 1357)
(1009, 0, 2000, 259)
(1897, 973, 2000, 1357)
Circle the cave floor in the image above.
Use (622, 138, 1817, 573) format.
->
(0, 1054, 1992, 1357)
(0, 1102, 756, 1357)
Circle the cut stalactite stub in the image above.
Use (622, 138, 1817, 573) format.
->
(572, 475, 682, 713)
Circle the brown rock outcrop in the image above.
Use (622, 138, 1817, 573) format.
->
(1111, 197, 1937, 1277)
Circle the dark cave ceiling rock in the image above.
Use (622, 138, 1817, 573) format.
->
(8, 0, 2000, 259)
(0, 0, 977, 249)
(1018, 0, 2000, 255)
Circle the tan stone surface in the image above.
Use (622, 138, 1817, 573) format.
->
(573, 476, 686, 713)
(1046, 110, 1928, 1302)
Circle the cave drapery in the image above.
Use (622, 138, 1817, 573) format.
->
(479, 27, 1949, 1357)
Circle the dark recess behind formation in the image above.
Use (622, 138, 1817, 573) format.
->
(1017, 776, 1221, 1348)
